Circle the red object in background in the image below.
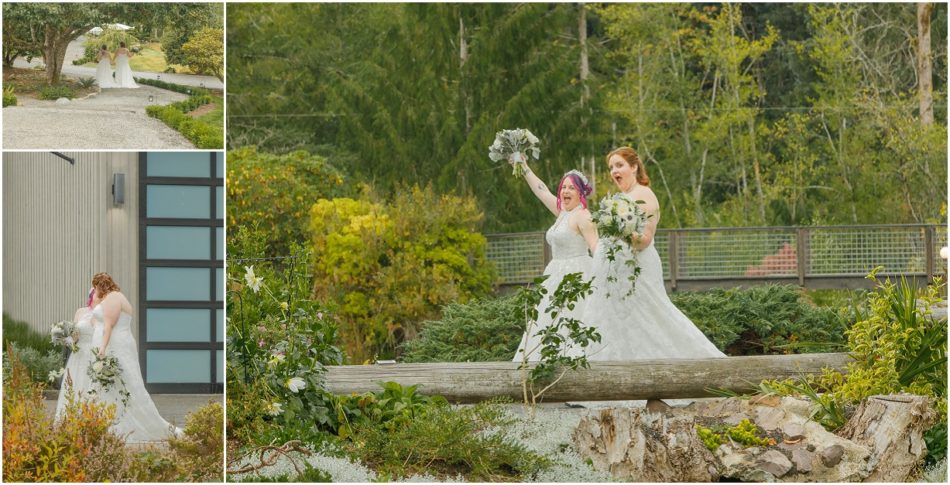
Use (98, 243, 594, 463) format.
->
(745, 243, 797, 276)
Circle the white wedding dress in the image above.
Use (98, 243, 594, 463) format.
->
(113, 54, 139, 88)
(95, 55, 117, 88)
(513, 207, 592, 362)
(55, 304, 180, 442)
(581, 238, 725, 361)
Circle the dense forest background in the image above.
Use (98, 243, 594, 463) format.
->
(227, 3, 948, 233)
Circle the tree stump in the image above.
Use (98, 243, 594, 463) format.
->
(836, 394, 937, 482)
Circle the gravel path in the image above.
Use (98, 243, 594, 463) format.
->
(3, 85, 196, 149)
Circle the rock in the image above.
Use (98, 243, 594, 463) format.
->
(751, 395, 782, 407)
(55, 97, 70, 105)
(782, 422, 806, 441)
(645, 399, 672, 414)
(758, 449, 793, 477)
(790, 448, 814, 473)
(820, 444, 844, 467)
(722, 413, 751, 426)
(755, 406, 786, 431)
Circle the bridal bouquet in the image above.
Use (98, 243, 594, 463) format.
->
(488, 128, 540, 177)
(87, 349, 131, 407)
(50, 320, 79, 352)
(591, 192, 652, 297)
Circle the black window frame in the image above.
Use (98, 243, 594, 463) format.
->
(138, 152, 224, 393)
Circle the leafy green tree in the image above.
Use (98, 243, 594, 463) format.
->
(158, 3, 222, 67)
(182, 27, 223, 80)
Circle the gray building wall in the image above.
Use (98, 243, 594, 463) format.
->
(3, 152, 140, 340)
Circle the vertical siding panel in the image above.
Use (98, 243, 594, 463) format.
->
(2, 153, 139, 336)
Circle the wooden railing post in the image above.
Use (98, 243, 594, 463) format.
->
(796, 227, 808, 286)
(669, 231, 679, 290)
(925, 225, 934, 281)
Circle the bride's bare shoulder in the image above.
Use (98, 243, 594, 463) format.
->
(73, 307, 90, 321)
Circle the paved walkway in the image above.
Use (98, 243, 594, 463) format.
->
(12, 36, 223, 89)
(3, 85, 195, 149)
(44, 393, 223, 431)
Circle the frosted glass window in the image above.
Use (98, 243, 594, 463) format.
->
(216, 309, 224, 342)
(215, 156, 224, 179)
(147, 185, 210, 219)
(216, 227, 224, 260)
(147, 227, 210, 260)
(147, 350, 210, 383)
(216, 350, 224, 383)
(146, 153, 210, 177)
(216, 268, 223, 301)
(146, 309, 210, 342)
(147, 267, 210, 301)
(216, 186, 224, 219)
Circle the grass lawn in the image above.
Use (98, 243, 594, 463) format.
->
(2, 67, 99, 99)
(192, 94, 223, 127)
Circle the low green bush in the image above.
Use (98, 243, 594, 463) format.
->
(400, 294, 524, 362)
(343, 398, 547, 481)
(38, 84, 75, 100)
(3, 86, 17, 107)
(672, 284, 849, 354)
(2, 343, 62, 387)
(3, 314, 56, 355)
(134, 77, 210, 96)
(146, 101, 222, 149)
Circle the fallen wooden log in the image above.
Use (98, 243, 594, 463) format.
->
(325, 353, 852, 403)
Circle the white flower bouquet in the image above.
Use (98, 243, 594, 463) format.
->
(50, 320, 78, 352)
(87, 348, 131, 407)
(591, 193, 652, 297)
(488, 128, 540, 177)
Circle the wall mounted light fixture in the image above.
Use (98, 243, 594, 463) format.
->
(51, 152, 75, 165)
(112, 173, 125, 205)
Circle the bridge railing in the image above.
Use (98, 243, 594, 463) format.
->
(486, 224, 948, 291)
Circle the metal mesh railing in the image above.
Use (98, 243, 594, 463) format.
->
(484, 232, 547, 284)
(487, 224, 947, 285)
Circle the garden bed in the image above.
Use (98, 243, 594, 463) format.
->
(2, 67, 98, 102)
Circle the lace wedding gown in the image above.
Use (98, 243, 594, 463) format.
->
(114, 54, 139, 88)
(55, 304, 180, 442)
(513, 207, 592, 362)
(581, 238, 725, 361)
(95, 56, 117, 88)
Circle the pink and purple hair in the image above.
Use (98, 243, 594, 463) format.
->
(86, 287, 95, 308)
(556, 171, 593, 210)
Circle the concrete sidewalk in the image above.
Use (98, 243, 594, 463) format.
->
(44, 393, 223, 430)
(13, 36, 223, 90)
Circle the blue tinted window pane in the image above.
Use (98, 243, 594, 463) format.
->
(146, 153, 210, 177)
(216, 268, 223, 301)
(146, 309, 210, 342)
(216, 186, 223, 220)
(216, 309, 224, 342)
(216, 350, 223, 383)
(147, 267, 210, 301)
(147, 350, 210, 383)
(147, 185, 210, 219)
(216, 227, 223, 260)
(215, 154, 223, 179)
(147, 226, 210, 260)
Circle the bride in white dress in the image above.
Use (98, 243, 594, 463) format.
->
(581, 147, 725, 361)
(55, 273, 180, 442)
(94, 45, 116, 88)
(112, 42, 139, 89)
(512, 166, 598, 362)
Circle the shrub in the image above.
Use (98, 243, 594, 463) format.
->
(400, 294, 524, 362)
(227, 146, 352, 257)
(145, 101, 222, 149)
(2, 343, 62, 387)
(227, 228, 343, 446)
(3, 86, 16, 107)
(182, 27, 224, 80)
(310, 185, 496, 362)
(38, 84, 75, 100)
(671, 284, 849, 355)
(77, 76, 97, 88)
(343, 398, 547, 481)
(134, 76, 211, 96)
(3, 314, 56, 354)
(167, 402, 224, 481)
